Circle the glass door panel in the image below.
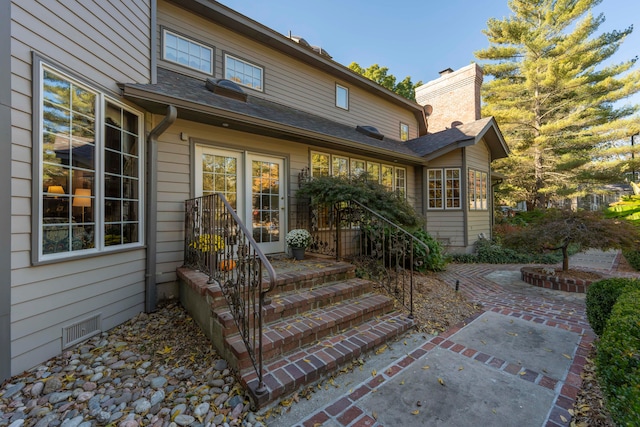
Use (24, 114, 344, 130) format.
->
(247, 154, 284, 253)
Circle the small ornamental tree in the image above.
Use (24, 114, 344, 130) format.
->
(501, 209, 640, 271)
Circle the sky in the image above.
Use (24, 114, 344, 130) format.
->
(218, 0, 640, 107)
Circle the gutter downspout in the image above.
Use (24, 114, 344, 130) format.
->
(145, 105, 177, 313)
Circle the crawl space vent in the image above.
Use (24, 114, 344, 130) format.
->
(62, 313, 102, 348)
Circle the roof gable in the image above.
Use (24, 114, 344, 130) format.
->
(406, 117, 510, 161)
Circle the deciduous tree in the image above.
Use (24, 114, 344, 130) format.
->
(348, 63, 422, 101)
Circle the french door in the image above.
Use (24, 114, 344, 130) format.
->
(195, 146, 285, 254)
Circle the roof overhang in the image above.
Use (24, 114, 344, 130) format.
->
(422, 117, 510, 162)
(121, 84, 428, 166)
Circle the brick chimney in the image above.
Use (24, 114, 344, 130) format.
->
(415, 63, 483, 133)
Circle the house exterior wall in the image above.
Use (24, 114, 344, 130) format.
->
(1, 0, 12, 381)
(153, 118, 419, 286)
(8, 0, 152, 376)
(157, 1, 420, 142)
(424, 150, 466, 249)
(465, 140, 492, 247)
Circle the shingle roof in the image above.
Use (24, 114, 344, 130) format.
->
(121, 68, 508, 162)
(122, 68, 420, 159)
(407, 117, 509, 160)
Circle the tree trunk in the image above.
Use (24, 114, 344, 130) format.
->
(562, 245, 569, 272)
(534, 148, 546, 209)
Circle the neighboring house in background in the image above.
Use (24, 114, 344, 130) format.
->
(1, 0, 508, 382)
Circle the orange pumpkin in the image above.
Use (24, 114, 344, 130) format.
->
(218, 260, 237, 271)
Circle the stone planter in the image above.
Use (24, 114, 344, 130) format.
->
(520, 266, 604, 293)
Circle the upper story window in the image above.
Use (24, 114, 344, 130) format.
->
(37, 64, 144, 261)
(400, 123, 409, 141)
(224, 53, 263, 91)
(163, 29, 213, 74)
(427, 168, 460, 209)
(336, 84, 349, 110)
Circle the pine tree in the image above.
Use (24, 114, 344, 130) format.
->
(476, 0, 640, 209)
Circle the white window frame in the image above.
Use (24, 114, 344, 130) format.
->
(468, 169, 488, 211)
(336, 84, 349, 110)
(427, 167, 461, 210)
(400, 122, 409, 141)
(310, 151, 406, 196)
(224, 53, 264, 92)
(35, 62, 144, 262)
(162, 29, 213, 74)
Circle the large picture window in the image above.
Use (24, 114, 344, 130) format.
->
(427, 168, 461, 209)
(38, 64, 143, 260)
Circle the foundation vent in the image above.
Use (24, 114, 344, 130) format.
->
(62, 313, 102, 348)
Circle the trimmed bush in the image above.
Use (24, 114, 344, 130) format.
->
(623, 249, 640, 271)
(595, 290, 640, 426)
(586, 278, 640, 336)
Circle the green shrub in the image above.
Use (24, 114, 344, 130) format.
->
(450, 253, 478, 263)
(450, 238, 562, 265)
(411, 228, 448, 272)
(596, 290, 640, 426)
(623, 249, 640, 271)
(586, 278, 640, 336)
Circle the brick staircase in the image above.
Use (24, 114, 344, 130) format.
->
(178, 257, 414, 408)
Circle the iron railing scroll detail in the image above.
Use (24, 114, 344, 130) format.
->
(184, 194, 277, 396)
(300, 197, 429, 318)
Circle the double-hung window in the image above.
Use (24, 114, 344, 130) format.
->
(427, 168, 460, 209)
(37, 64, 143, 261)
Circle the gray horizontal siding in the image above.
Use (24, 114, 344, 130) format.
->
(157, 0, 419, 141)
(9, 0, 152, 375)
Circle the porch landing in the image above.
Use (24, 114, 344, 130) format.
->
(177, 254, 414, 408)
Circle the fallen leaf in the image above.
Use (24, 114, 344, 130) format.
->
(411, 410, 420, 415)
(376, 345, 388, 355)
(560, 415, 568, 422)
(563, 354, 572, 359)
(458, 366, 464, 371)
(506, 332, 518, 337)
(422, 365, 430, 370)
(371, 369, 377, 377)
(438, 377, 445, 386)
(399, 380, 405, 385)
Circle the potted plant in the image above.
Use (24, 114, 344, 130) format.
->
(286, 229, 311, 260)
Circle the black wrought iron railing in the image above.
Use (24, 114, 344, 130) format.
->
(297, 198, 429, 317)
(184, 194, 276, 395)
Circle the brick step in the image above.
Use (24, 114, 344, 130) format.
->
(226, 292, 395, 371)
(263, 260, 356, 294)
(242, 311, 414, 408)
(215, 278, 375, 335)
